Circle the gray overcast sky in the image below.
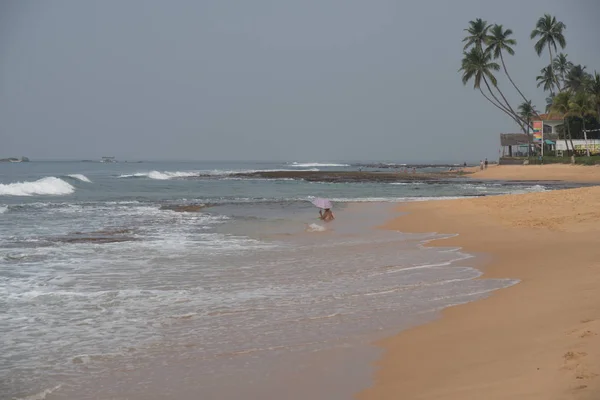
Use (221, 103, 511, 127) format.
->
(1, 0, 599, 162)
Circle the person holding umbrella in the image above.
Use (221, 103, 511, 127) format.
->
(312, 198, 335, 222)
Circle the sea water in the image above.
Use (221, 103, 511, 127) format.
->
(0, 161, 552, 399)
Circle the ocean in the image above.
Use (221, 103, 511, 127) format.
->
(1, 161, 549, 399)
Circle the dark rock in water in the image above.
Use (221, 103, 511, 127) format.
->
(52, 228, 137, 244)
(160, 204, 210, 212)
(58, 236, 136, 244)
(231, 170, 465, 183)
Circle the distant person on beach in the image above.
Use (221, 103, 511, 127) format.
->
(480, 160, 484, 170)
(320, 208, 335, 222)
(484, 158, 488, 169)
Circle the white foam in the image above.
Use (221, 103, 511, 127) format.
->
(306, 223, 327, 232)
(0, 205, 7, 214)
(289, 162, 350, 167)
(0, 177, 75, 196)
(66, 174, 92, 183)
(118, 169, 320, 179)
(15, 385, 62, 400)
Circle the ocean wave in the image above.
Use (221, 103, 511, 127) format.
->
(65, 174, 92, 183)
(118, 169, 320, 179)
(305, 223, 327, 232)
(118, 171, 199, 180)
(288, 162, 350, 167)
(0, 177, 75, 196)
(0, 205, 7, 214)
(14, 385, 63, 400)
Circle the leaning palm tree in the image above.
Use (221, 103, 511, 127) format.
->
(459, 48, 523, 128)
(537, 66, 556, 96)
(550, 91, 575, 155)
(463, 18, 492, 51)
(531, 14, 566, 91)
(487, 24, 532, 107)
(517, 100, 538, 156)
(553, 53, 572, 89)
(565, 65, 592, 93)
(568, 92, 597, 157)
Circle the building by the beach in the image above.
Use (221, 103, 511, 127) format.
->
(499, 114, 564, 163)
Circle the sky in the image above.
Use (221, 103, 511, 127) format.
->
(1, 0, 599, 162)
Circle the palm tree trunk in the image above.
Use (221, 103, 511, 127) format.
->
(562, 119, 570, 156)
(547, 44, 561, 92)
(582, 119, 590, 157)
(567, 118, 576, 156)
(499, 52, 539, 119)
(478, 87, 522, 125)
(528, 117, 533, 157)
(482, 77, 527, 129)
(492, 83, 528, 127)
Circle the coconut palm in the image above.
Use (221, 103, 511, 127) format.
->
(487, 24, 532, 107)
(550, 91, 575, 154)
(531, 14, 566, 91)
(565, 65, 592, 93)
(588, 71, 600, 120)
(462, 18, 492, 51)
(517, 100, 538, 156)
(460, 48, 528, 130)
(459, 48, 523, 128)
(545, 94, 555, 113)
(553, 53, 572, 89)
(537, 66, 556, 96)
(568, 92, 597, 157)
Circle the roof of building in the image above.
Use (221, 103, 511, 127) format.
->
(532, 113, 564, 121)
(500, 133, 530, 146)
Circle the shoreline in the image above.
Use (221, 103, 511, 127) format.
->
(357, 186, 600, 399)
(229, 164, 600, 184)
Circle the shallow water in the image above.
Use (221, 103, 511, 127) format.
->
(0, 161, 546, 399)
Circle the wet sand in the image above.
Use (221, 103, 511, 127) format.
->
(358, 186, 600, 399)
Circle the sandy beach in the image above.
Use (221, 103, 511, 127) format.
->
(467, 164, 600, 183)
(358, 178, 600, 399)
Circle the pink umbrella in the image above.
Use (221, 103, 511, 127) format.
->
(311, 198, 332, 209)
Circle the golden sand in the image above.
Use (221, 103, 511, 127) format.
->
(468, 164, 600, 182)
(357, 185, 600, 400)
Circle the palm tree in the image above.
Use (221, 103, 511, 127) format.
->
(553, 53, 573, 89)
(588, 71, 600, 120)
(545, 94, 555, 113)
(565, 65, 592, 93)
(459, 48, 523, 128)
(537, 66, 556, 96)
(550, 91, 575, 154)
(568, 92, 597, 157)
(531, 14, 566, 91)
(487, 24, 532, 107)
(518, 100, 538, 156)
(463, 18, 492, 51)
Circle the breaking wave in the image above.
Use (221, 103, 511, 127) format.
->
(66, 174, 92, 183)
(0, 177, 75, 196)
(288, 162, 350, 167)
(118, 169, 320, 180)
(118, 171, 198, 180)
(0, 205, 7, 214)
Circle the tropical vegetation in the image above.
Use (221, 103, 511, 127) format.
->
(460, 13, 600, 158)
